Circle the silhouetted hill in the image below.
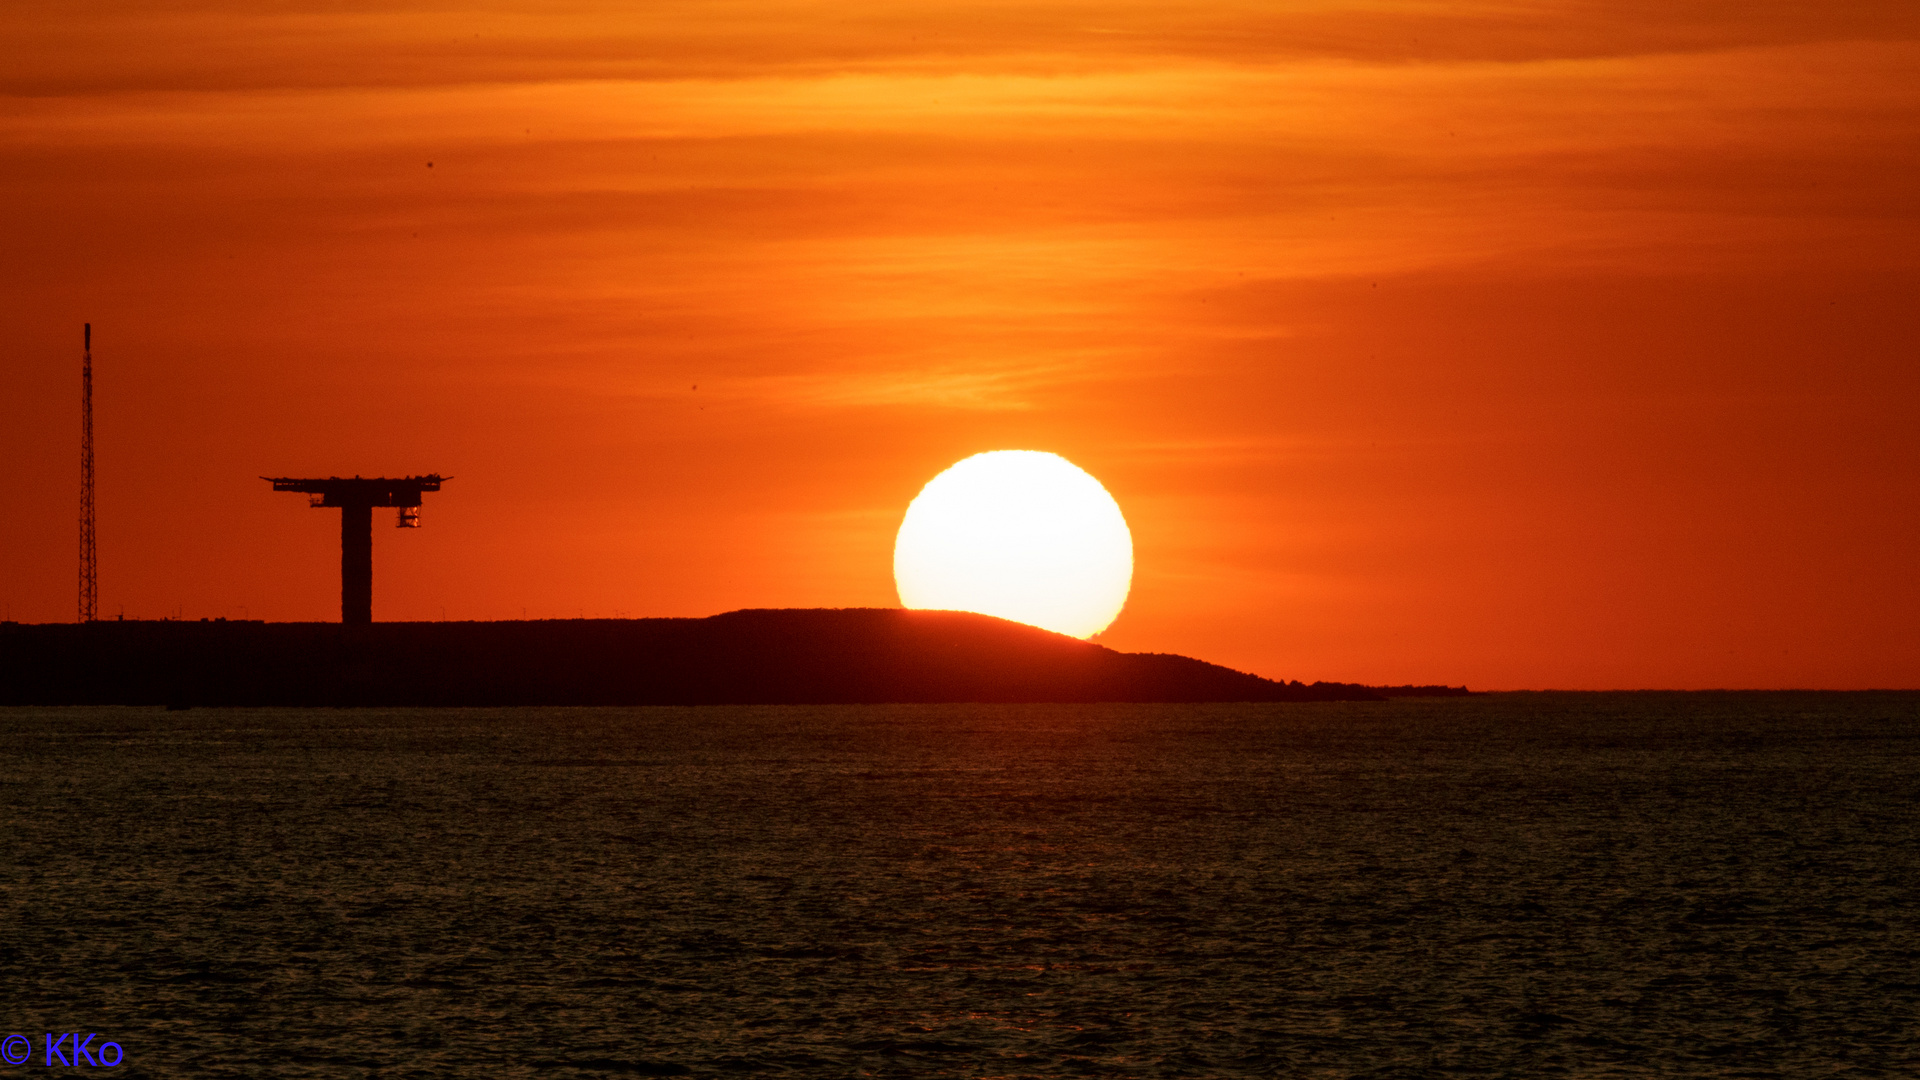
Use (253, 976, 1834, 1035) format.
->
(0, 608, 1384, 705)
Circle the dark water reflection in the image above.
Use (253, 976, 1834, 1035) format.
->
(2, 694, 1917, 1077)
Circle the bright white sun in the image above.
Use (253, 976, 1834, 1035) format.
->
(894, 450, 1133, 638)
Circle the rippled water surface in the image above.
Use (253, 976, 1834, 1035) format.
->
(3, 694, 1918, 1077)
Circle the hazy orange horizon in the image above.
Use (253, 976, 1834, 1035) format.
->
(3, 1, 1916, 689)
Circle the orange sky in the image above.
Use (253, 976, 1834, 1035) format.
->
(3, 1, 1917, 688)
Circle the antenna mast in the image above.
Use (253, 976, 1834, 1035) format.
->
(79, 323, 96, 623)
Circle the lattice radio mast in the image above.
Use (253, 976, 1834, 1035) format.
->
(79, 323, 96, 623)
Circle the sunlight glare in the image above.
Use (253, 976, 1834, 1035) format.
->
(894, 450, 1133, 638)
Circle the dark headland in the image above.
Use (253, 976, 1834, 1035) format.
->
(0, 608, 1467, 706)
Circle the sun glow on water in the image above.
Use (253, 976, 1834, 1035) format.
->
(893, 450, 1133, 638)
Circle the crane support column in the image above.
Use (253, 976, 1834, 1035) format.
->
(340, 501, 373, 625)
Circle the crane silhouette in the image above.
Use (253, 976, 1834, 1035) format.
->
(265, 475, 449, 624)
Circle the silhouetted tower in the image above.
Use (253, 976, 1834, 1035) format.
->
(79, 323, 96, 623)
(264, 475, 448, 624)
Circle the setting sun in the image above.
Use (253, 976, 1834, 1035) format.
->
(894, 450, 1133, 638)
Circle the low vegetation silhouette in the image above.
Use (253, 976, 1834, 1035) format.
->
(0, 608, 1414, 706)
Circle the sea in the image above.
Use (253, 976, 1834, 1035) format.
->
(2, 694, 1916, 1078)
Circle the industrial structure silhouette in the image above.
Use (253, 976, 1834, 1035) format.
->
(79, 324, 96, 623)
(265, 475, 448, 624)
